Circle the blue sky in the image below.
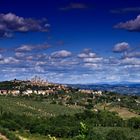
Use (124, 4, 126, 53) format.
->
(0, 0, 140, 83)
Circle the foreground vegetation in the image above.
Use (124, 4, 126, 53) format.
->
(0, 88, 140, 139)
(0, 108, 140, 140)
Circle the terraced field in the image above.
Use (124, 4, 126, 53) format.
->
(0, 95, 82, 117)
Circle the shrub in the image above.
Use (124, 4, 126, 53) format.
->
(106, 129, 128, 140)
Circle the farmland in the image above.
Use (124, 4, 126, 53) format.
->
(0, 95, 82, 118)
(0, 80, 140, 140)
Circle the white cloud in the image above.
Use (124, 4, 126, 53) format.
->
(0, 13, 49, 38)
(16, 45, 33, 52)
(121, 57, 140, 65)
(0, 57, 19, 64)
(16, 44, 50, 52)
(78, 52, 97, 58)
(83, 57, 103, 63)
(51, 50, 72, 58)
(126, 52, 140, 58)
(114, 15, 140, 32)
(113, 42, 130, 53)
(15, 52, 25, 58)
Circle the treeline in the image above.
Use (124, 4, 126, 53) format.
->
(0, 81, 19, 90)
(0, 110, 140, 139)
(0, 80, 55, 90)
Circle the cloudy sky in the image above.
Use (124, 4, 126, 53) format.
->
(0, 0, 140, 84)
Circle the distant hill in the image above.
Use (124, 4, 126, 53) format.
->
(68, 83, 140, 95)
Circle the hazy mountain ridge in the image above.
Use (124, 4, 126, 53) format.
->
(68, 83, 140, 95)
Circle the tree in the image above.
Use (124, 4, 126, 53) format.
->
(75, 122, 88, 140)
(85, 99, 94, 110)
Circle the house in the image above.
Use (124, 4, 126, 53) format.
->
(0, 90, 7, 95)
(92, 91, 102, 96)
(10, 90, 20, 95)
(79, 89, 92, 94)
(38, 90, 46, 95)
(22, 90, 33, 95)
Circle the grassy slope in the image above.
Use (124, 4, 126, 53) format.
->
(96, 103, 139, 119)
(108, 106, 139, 119)
(0, 96, 82, 117)
(0, 95, 139, 119)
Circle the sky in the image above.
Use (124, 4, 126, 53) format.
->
(0, 0, 140, 84)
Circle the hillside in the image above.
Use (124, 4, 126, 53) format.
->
(0, 96, 82, 117)
(0, 80, 140, 140)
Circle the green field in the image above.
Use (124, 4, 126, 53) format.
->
(0, 95, 140, 140)
(0, 95, 82, 117)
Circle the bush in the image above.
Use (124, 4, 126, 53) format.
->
(0, 127, 20, 140)
(127, 117, 140, 129)
(106, 129, 128, 140)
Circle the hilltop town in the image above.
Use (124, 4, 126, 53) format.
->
(0, 76, 102, 96)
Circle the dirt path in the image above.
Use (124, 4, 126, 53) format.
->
(0, 133, 9, 140)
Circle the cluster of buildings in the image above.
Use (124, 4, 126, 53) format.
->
(79, 89, 102, 96)
(0, 89, 52, 96)
(0, 77, 103, 96)
(0, 84, 70, 96)
(0, 88, 103, 97)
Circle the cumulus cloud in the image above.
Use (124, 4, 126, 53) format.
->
(36, 61, 47, 66)
(78, 52, 97, 58)
(0, 13, 49, 38)
(77, 49, 104, 70)
(114, 15, 140, 32)
(0, 56, 19, 64)
(113, 42, 130, 53)
(126, 52, 140, 58)
(83, 63, 100, 69)
(83, 57, 103, 63)
(16, 44, 50, 52)
(35, 66, 45, 73)
(78, 49, 97, 58)
(15, 52, 25, 58)
(0, 44, 140, 83)
(78, 49, 102, 63)
(16, 45, 33, 52)
(60, 3, 88, 10)
(51, 50, 72, 58)
(121, 57, 140, 65)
